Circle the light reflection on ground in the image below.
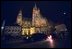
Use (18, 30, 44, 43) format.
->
(45, 35, 55, 48)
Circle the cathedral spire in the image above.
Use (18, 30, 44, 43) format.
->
(34, 3, 37, 10)
(35, 3, 37, 8)
(18, 9, 22, 16)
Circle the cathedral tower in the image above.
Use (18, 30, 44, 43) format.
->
(32, 3, 41, 27)
(16, 10, 23, 26)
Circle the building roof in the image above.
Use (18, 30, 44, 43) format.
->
(5, 23, 20, 26)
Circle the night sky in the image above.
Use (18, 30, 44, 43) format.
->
(1, 1, 71, 31)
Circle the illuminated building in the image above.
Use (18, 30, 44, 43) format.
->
(16, 4, 49, 36)
(2, 4, 68, 37)
(4, 26, 21, 36)
(4, 4, 49, 36)
(55, 24, 67, 33)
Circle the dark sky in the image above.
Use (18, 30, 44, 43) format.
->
(1, 1, 71, 29)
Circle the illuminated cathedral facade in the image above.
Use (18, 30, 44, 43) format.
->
(3, 4, 50, 36)
(16, 4, 48, 36)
